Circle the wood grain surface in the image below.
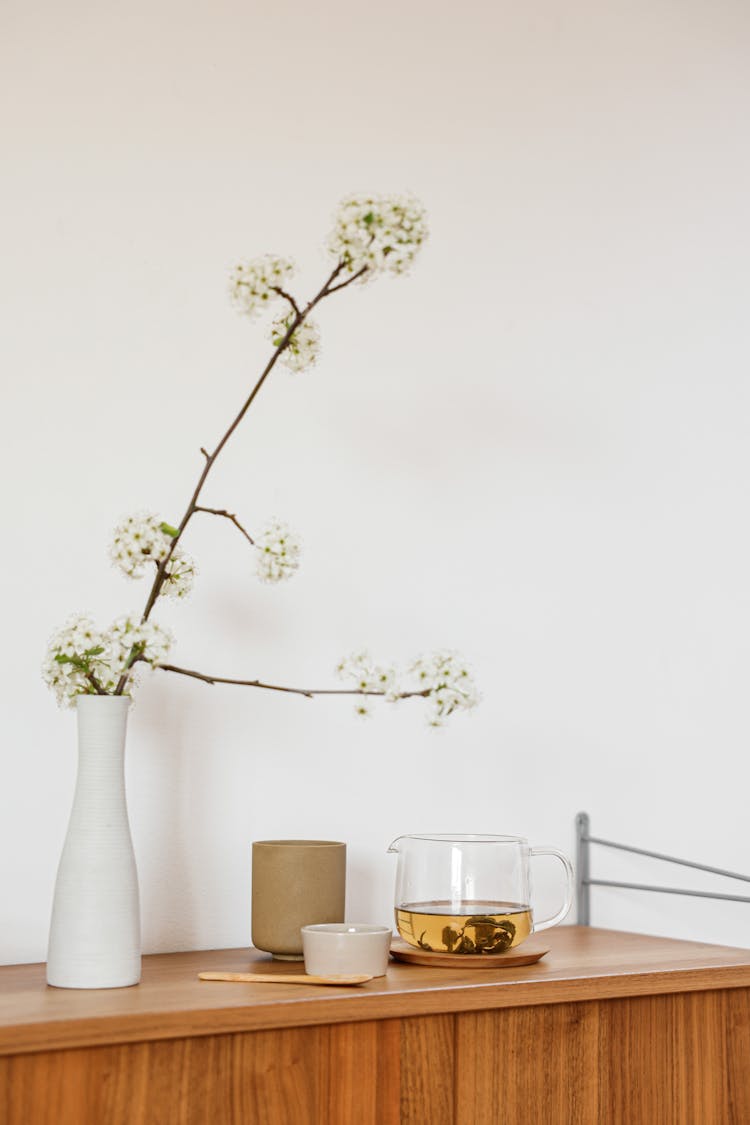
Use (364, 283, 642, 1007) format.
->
(1, 928, 750, 1124)
(1, 926, 750, 1057)
(454, 990, 750, 1125)
(2, 990, 748, 1124)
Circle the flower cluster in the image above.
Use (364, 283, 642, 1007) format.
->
(255, 519, 301, 583)
(229, 255, 295, 318)
(110, 512, 170, 577)
(336, 651, 398, 716)
(336, 649, 478, 725)
(43, 615, 113, 704)
(410, 651, 479, 727)
(110, 513, 195, 599)
(328, 195, 428, 279)
(109, 616, 173, 671)
(160, 552, 196, 599)
(270, 314, 320, 372)
(43, 614, 173, 707)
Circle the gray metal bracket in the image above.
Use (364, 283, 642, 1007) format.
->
(576, 811, 750, 925)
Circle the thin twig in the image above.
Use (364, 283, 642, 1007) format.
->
(200, 447, 210, 462)
(86, 672, 107, 696)
(194, 506, 255, 546)
(153, 661, 431, 702)
(272, 286, 302, 317)
(325, 266, 369, 294)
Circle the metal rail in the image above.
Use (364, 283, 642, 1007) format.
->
(576, 812, 750, 925)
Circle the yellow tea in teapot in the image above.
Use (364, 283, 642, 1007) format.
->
(395, 900, 533, 954)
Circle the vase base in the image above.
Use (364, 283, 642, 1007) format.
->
(270, 954, 304, 962)
(46, 976, 141, 990)
(47, 958, 141, 990)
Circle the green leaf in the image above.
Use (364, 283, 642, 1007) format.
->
(84, 645, 104, 657)
(160, 522, 179, 538)
(363, 211, 375, 225)
(54, 653, 72, 664)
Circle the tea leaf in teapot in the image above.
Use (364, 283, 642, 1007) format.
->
(463, 916, 516, 954)
(442, 925, 463, 952)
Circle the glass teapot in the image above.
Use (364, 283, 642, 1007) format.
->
(387, 833, 574, 954)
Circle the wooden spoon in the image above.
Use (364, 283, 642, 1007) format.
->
(198, 970, 373, 987)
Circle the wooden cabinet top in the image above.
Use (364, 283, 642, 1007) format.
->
(2, 926, 749, 1057)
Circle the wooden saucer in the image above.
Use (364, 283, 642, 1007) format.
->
(389, 937, 549, 969)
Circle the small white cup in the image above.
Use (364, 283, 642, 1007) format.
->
(301, 923, 392, 978)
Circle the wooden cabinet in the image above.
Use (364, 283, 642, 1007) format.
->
(2, 927, 749, 1123)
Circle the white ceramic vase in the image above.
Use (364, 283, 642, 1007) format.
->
(47, 695, 141, 988)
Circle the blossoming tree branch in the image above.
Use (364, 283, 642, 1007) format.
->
(43, 195, 478, 726)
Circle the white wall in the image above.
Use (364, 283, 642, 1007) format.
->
(2, 0, 750, 964)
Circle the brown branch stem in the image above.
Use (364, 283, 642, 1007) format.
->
(138, 260, 346, 617)
(271, 286, 302, 316)
(152, 661, 431, 702)
(113, 257, 355, 696)
(194, 506, 255, 546)
(86, 672, 108, 695)
(324, 266, 369, 294)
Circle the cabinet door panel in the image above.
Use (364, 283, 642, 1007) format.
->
(3, 1028, 324, 1125)
(598, 990, 750, 1125)
(326, 1018, 401, 1125)
(455, 1002, 599, 1124)
(399, 1013, 455, 1125)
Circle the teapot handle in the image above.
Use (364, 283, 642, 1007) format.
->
(529, 847, 574, 932)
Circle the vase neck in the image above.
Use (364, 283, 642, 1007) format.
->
(75, 696, 131, 774)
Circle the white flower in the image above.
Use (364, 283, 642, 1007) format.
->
(110, 512, 195, 599)
(42, 614, 113, 706)
(256, 519, 301, 583)
(328, 195, 428, 280)
(229, 255, 295, 318)
(336, 650, 475, 724)
(160, 552, 196, 599)
(110, 512, 172, 578)
(110, 616, 173, 670)
(270, 314, 321, 372)
(42, 613, 173, 707)
(337, 651, 398, 717)
(410, 651, 478, 727)
(42, 613, 174, 707)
